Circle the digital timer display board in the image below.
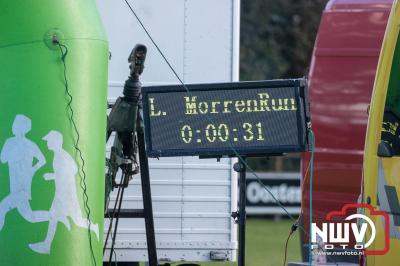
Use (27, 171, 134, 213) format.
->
(142, 79, 310, 157)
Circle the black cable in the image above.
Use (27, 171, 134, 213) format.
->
(105, 212, 119, 266)
(56, 42, 97, 266)
(123, 2, 339, 265)
(104, 159, 119, 263)
(103, 178, 124, 254)
(104, 179, 122, 265)
(109, 172, 128, 264)
(283, 223, 298, 266)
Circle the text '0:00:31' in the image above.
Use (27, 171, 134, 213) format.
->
(180, 123, 265, 144)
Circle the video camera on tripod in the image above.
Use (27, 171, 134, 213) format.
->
(104, 44, 158, 266)
(106, 44, 147, 193)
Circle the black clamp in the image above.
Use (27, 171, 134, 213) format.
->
(233, 161, 245, 173)
(231, 211, 239, 224)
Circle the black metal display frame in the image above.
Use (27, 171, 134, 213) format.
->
(142, 79, 310, 158)
(233, 159, 248, 266)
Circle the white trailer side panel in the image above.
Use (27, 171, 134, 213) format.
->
(97, 0, 240, 262)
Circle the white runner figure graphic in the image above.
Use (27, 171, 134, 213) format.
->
(29, 130, 99, 254)
(0, 114, 48, 231)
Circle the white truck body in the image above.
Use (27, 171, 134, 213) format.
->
(97, 0, 240, 262)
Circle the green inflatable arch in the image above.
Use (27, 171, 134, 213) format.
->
(0, 0, 108, 265)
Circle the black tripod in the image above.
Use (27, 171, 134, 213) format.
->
(104, 44, 158, 266)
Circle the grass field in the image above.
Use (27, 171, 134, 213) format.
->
(164, 218, 302, 266)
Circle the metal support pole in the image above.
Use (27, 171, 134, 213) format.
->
(234, 158, 247, 266)
(137, 120, 158, 266)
